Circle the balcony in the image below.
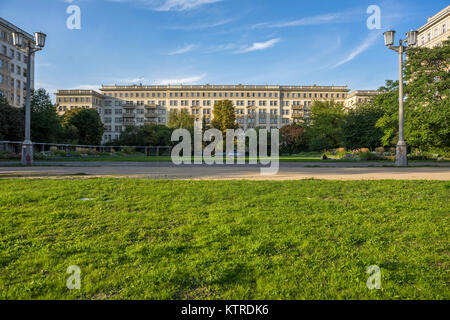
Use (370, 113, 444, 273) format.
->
(123, 103, 136, 109)
(144, 104, 157, 109)
(292, 113, 304, 119)
(145, 111, 157, 118)
(291, 105, 303, 110)
(123, 113, 136, 118)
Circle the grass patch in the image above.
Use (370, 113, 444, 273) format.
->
(0, 179, 448, 300)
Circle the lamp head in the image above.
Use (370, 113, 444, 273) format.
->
(383, 30, 395, 46)
(406, 30, 418, 47)
(34, 32, 46, 48)
(12, 32, 24, 48)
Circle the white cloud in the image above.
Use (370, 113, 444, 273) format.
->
(168, 18, 235, 31)
(168, 44, 195, 55)
(156, 0, 222, 11)
(252, 9, 361, 29)
(332, 32, 382, 68)
(155, 73, 206, 85)
(235, 38, 281, 54)
(106, 0, 222, 11)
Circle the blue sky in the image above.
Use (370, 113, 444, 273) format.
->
(1, 0, 448, 99)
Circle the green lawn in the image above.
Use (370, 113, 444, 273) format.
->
(0, 179, 448, 300)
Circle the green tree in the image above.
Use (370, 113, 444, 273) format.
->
(376, 39, 450, 151)
(0, 94, 24, 141)
(374, 80, 400, 146)
(63, 108, 104, 145)
(279, 123, 308, 154)
(403, 38, 450, 151)
(30, 89, 61, 143)
(211, 100, 237, 134)
(167, 108, 194, 130)
(306, 100, 345, 151)
(116, 124, 173, 146)
(342, 103, 384, 150)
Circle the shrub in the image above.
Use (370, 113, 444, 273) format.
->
(54, 150, 67, 157)
(0, 152, 19, 159)
(358, 152, 385, 161)
(360, 148, 370, 153)
(122, 146, 136, 154)
(375, 147, 385, 155)
(50, 146, 58, 152)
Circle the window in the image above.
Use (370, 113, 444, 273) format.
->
(443, 24, 447, 34)
(0, 74, 3, 84)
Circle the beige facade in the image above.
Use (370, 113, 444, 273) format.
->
(56, 84, 381, 143)
(416, 5, 450, 48)
(344, 90, 379, 110)
(0, 18, 35, 107)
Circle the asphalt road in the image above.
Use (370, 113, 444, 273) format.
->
(1, 161, 449, 180)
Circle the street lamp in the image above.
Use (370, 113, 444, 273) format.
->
(12, 31, 46, 165)
(383, 29, 418, 167)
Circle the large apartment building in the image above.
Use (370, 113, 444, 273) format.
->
(56, 85, 378, 143)
(0, 17, 35, 107)
(416, 5, 449, 48)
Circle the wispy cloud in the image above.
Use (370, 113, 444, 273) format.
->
(168, 44, 195, 55)
(156, 0, 222, 11)
(106, 0, 222, 11)
(155, 73, 207, 85)
(167, 18, 235, 31)
(332, 32, 382, 68)
(252, 9, 362, 29)
(235, 38, 281, 54)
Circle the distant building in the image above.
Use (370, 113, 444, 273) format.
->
(344, 90, 379, 110)
(56, 84, 378, 144)
(0, 17, 35, 107)
(416, 5, 450, 48)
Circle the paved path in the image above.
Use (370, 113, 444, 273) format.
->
(1, 162, 449, 180)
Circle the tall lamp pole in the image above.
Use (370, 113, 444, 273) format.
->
(12, 31, 46, 166)
(383, 30, 418, 167)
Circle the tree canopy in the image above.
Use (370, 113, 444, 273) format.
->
(211, 100, 237, 134)
(63, 108, 104, 145)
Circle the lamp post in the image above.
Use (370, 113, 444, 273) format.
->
(383, 29, 417, 167)
(12, 31, 46, 165)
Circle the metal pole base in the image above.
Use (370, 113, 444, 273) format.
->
(395, 141, 408, 167)
(21, 141, 34, 165)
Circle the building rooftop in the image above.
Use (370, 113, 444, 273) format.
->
(418, 5, 450, 32)
(99, 84, 349, 91)
(0, 17, 34, 40)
